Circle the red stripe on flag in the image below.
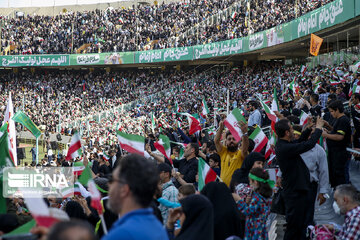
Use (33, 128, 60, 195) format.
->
(253, 138, 268, 152)
(120, 143, 144, 156)
(66, 140, 82, 161)
(205, 169, 217, 184)
(224, 120, 241, 142)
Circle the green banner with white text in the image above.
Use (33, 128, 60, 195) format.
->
(293, 0, 355, 39)
(69, 52, 134, 65)
(135, 47, 193, 63)
(0, 55, 69, 67)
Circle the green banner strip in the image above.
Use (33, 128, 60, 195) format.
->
(0, 0, 355, 66)
(12, 111, 41, 138)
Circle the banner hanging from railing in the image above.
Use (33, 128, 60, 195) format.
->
(0, 55, 69, 67)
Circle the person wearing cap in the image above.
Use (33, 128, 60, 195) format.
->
(158, 163, 179, 225)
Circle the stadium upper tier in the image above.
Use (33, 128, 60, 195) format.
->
(0, 0, 339, 55)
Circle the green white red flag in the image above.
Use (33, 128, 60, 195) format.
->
(201, 97, 210, 117)
(271, 88, 279, 112)
(348, 81, 360, 97)
(300, 65, 307, 75)
(73, 161, 86, 176)
(265, 130, 276, 160)
(258, 97, 277, 122)
(313, 82, 321, 93)
(117, 131, 145, 156)
(207, 126, 216, 136)
(66, 131, 82, 161)
(300, 111, 309, 125)
(198, 158, 217, 191)
(249, 126, 268, 153)
(330, 79, 341, 86)
(181, 113, 202, 135)
(154, 134, 172, 164)
(224, 108, 246, 142)
(102, 153, 110, 161)
(3, 93, 17, 166)
(0, 123, 15, 214)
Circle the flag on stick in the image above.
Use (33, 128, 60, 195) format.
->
(224, 108, 246, 142)
(198, 158, 217, 191)
(66, 131, 82, 161)
(117, 131, 145, 156)
(249, 126, 268, 153)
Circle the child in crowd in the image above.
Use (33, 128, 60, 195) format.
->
(234, 167, 273, 240)
(178, 184, 196, 200)
(208, 153, 221, 176)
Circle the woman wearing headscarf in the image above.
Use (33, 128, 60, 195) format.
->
(229, 152, 265, 192)
(166, 194, 214, 240)
(201, 182, 243, 240)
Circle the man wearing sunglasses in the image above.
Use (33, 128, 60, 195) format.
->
(103, 154, 168, 240)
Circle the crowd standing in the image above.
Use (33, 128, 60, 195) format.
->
(1, 0, 335, 54)
(1, 60, 360, 240)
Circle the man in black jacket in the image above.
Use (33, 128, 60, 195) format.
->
(275, 118, 324, 240)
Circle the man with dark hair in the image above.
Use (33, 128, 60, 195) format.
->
(349, 93, 360, 154)
(172, 142, 199, 187)
(158, 163, 178, 224)
(329, 184, 360, 239)
(248, 101, 262, 127)
(275, 118, 324, 240)
(323, 100, 351, 187)
(215, 120, 249, 186)
(310, 93, 322, 116)
(47, 220, 97, 240)
(104, 154, 168, 240)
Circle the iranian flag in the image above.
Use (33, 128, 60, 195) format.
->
(207, 126, 216, 136)
(271, 88, 279, 112)
(348, 81, 360, 97)
(154, 134, 172, 164)
(288, 78, 299, 96)
(300, 111, 309, 125)
(300, 65, 307, 75)
(0, 123, 15, 214)
(201, 97, 210, 117)
(73, 161, 86, 176)
(66, 131, 82, 161)
(224, 108, 246, 142)
(313, 83, 321, 93)
(258, 97, 277, 122)
(330, 79, 341, 86)
(22, 194, 60, 228)
(103, 153, 110, 161)
(249, 126, 268, 153)
(3, 93, 17, 166)
(198, 158, 217, 191)
(117, 131, 145, 156)
(318, 136, 328, 156)
(60, 183, 82, 198)
(265, 130, 276, 159)
(151, 112, 156, 133)
(231, 12, 237, 19)
(118, 17, 124, 24)
(78, 165, 103, 215)
(181, 113, 202, 135)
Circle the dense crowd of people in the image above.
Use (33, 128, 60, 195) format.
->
(1, 0, 335, 54)
(1, 59, 360, 240)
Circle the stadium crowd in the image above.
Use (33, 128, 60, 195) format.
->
(1, 0, 335, 54)
(1, 60, 360, 239)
